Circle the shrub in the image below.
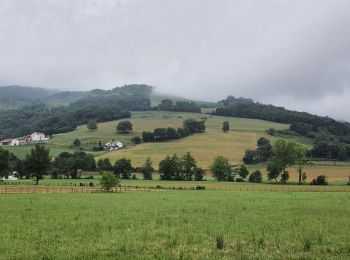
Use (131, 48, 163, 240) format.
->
(195, 185, 206, 190)
(100, 171, 120, 191)
(236, 177, 244, 182)
(249, 170, 262, 183)
(216, 235, 224, 250)
(310, 175, 328, 185)
(131, 136, 142, 144)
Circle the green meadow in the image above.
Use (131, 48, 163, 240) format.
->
(49, 111, 290, 168)
(1, 191, 349, 259)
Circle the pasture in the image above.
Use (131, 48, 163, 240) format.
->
(0, 191, 349, 259)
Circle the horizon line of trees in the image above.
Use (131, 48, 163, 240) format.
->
(142, 118, 206, 142)
(0, 103, 131, 140)
(158, 99, 201, 113)
(0, 139, 332, 186)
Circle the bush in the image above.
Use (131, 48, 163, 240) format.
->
(195, 185, 206, 190)
(131, 136, 142, 144)
(249, 170, 262, 183)
(100, 171, 120, 191)
(216, 235, 224, 250)
(310, 175, 328, 185)
(236, 177, 244, 182)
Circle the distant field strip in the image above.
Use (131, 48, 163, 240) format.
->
(1, 183, 349, 193)
(0, 185, 155, 194)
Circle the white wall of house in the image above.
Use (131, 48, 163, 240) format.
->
(31, 132, 46, 141)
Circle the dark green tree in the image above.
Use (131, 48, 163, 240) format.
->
(159, 154, 181, 180)
(159, 99, 174, 111)
(97, 158, 113, 171)
(141, 157, 154, 180)
(24, 144, 52, 185)
(181, 152, 197, 181)
(248, 170, 262, 183)
(114, 158, 133, 179)
(269, 139, 297, 184)
(131, 136, 142, 144)
(210, 156, 232, 181)
(194, 167, 205, 181)
(117, 121, 133, 133)
(295, 145, 308, 184)
(153, 128, 168, 141)
(238, 164, 249, 179)
(73, 138, 81, 147)
(0, 147, 10, 178)
(222, 121, 230, 133)
(267, 159, 281, 182)
(87, 120, 98, 131)
(242, 150, 259, 164)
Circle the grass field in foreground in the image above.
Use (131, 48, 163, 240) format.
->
(1, 191, 349, 259)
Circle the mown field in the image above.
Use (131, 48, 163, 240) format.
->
(0, 191, 349, 259)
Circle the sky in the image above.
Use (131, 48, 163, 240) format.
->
(1, 0, 350, 120)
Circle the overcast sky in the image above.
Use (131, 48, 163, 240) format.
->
(1, 0, 350, 120)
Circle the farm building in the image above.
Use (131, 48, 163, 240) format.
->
(31, 132, 49, 142)
(1, 174, 18, 181)
(104, 141, 123, 151)
(0, 138, 20, 146)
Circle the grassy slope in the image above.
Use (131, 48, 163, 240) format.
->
(48, 111, 289, 168)
(1, 191, 349, 259)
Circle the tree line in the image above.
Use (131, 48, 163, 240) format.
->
(0, 103, 131, 139)
(158, 99, 201, 113)
(214, 96, 350, 161)
(0, 139, 331, 186)
(142, 119, 206, 142)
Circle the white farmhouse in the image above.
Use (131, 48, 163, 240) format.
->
(104, 141, 123, 151)
(1, 174, 18, 181)
(0, 138, 20, 146)
(31, 132, 49, 143)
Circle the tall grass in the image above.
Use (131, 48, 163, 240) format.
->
(0, 191, 349, 259)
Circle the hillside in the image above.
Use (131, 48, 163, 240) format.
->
(0, 85, 58, 109)
(6, 111, 288, 165)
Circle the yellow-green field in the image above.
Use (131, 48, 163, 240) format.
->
(48, 110, 288, 168)
(6, 110, 350, 184)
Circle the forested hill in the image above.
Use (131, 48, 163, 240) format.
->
(0, 85, 58, 109)
(0, 104, 130, 139)
(0, 84, 154, 110)
(214, 96, 350, 160)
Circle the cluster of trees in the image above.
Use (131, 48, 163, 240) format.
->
(310, 134, 350, 161)
(0, 144, 52, 184)
(266, 140, 308, 185)
(117, 121, 133, 133)
(52, 151, 96, 179)
(243, 137, 273, 164)
(210, 156, 261, 183)
(142, 119, 206, 142)
(158, 153, 204, 181)
(70, 93, 151, 111)
(158, 99, 201, 113)
(0, 103, 130, 139)
(214, 96, 350, 159)
(96, 157, 155, 180)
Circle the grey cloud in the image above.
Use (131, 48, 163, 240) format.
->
(0, 0, 350, 119)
